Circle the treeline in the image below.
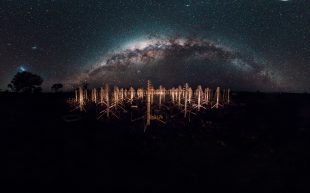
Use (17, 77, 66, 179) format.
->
(4, 71, 63, 93)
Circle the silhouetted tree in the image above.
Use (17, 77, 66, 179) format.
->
(10, 71, 43, 93)
(51, 83, 63, 92)
(7, 84, 14, 92)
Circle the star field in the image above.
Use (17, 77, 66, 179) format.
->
(0, 0, 309, 92)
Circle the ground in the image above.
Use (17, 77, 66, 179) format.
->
(1, 92, 310, 193)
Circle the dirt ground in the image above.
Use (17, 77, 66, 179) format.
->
(1, 92, 310, 193)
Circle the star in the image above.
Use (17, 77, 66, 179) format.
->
(18, 66, 27, 72)
(0, 0, 308, 92)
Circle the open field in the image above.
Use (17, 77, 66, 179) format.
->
(1, 92, 310, 192)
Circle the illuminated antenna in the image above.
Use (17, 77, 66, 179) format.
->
(211, 87, 223, 109)
(144, 80, 166, 131)
(99, 84, 110, 118)
(184, 83, 189, 118)
(175, 88, 178, 103)
(113, 86, 119, 109)
(146, 80, 152, 127)
(150, 87, 154, 104)
(188, 86, 192, 103)
(120, 88, 124, 101)
(91, 88, 97, 103)
(137, 88, 143, 99)
(158, 85, 163, 106)
(105, 84, 110, 118)
(129, 86, 135, 103)
(124, 89, 128, 98)
(79, 87, 84, 111)
(178, 85, 182, 107)
(196, 85, 203, 111)
(98, 83, 122, 119)
(171, 87, 175, 104)
(75, 89, 78, 102)
(204, 88, 211, 105)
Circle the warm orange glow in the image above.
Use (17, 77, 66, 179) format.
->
(70, 80, 231, 129)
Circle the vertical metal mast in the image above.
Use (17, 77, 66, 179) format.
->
(105, 84, 110, 118)
(79, 87, 84, 111)
(146, 80, 152, 127)
(184, 83, 189, 118)
(212, 87, 221, 109)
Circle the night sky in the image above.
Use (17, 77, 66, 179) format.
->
(0, 0, 309, 92)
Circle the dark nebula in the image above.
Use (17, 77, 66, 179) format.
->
(81, 37, 277, 91)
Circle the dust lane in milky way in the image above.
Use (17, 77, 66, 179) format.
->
(70, 36, 281, 91)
